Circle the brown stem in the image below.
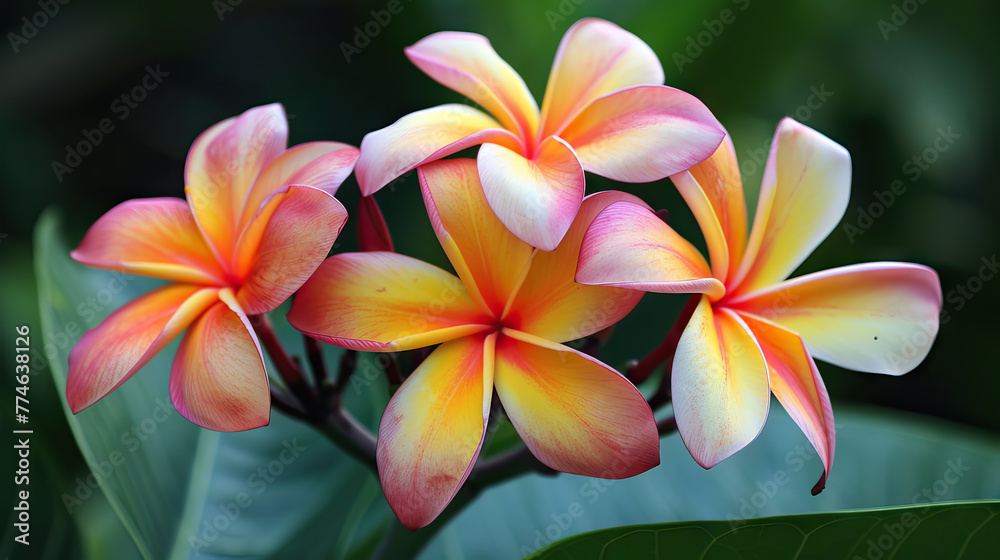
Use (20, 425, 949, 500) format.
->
(249, 314, 319, 414)
(318, 407, 378, 471)
(383, 354, 403, 386)
(269, 386, 305, 419)
(626, 294, 701, 385)
(304, 334, 328, 382)
(333, 349, 358, 399)
(250, 314, 378, 471)
(657, 415, 678, 436)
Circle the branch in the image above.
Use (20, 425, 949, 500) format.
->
(269, 386, 306, 419)
(657, 415, 677, 436)
(317, 407, 378, 471)
(250, 313, 322, 419)
(250, 314, 379, 471)
(626, 294, 701, 386)
(304, 334, 328, 385)
(471, 445, 555, 488)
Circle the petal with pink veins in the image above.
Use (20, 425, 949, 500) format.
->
(356, 104, 523, 196)
(576, 201, 725, 299)
(239, 141, 359, 229)
(559, 85, 724, 183)
(739, 313, 835, 494)
(288, 252, 491, 352)
(507, 191, 645, 343)
(477, 136, 585, 252)
(234, 185, 348, 314)
(671, 134, 747, 283)
(494, 329, 659, 478)
(185, 104, 288, 263)
(672, 297, 769, 468)
(170, 290, 270, 432)
(539, 18, 664, 138)
(406, 33, 539, 141)
(732, 118, 852, 295)
(67, 284, 219, 414)
(71, 197, 227, 285)
(377, 333, 494, 530)
(419, 159, 535, 315)
(728, 262, 942, 375)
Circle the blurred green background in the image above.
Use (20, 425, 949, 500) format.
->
(1, 0, 998, 558)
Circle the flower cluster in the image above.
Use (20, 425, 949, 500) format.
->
(67, 18, 942, 529)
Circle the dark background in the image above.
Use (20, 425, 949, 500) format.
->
(1, 0, 997, 556)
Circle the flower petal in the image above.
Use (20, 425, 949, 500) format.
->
(506, 191, 645, 343)
(731, 118, 852, 295)
(406, 32, 539, 141)
(672, 297, 769, 468)
(170, 290, 270, 432)
(418, 158, 535, 315)
(494, 329, 659, 478)
(559, 85, 724, 183)
(67, 285, 219, 414)
(671, 134, 747, 283)
(185, 104, 288, 263)
(729, 262, 942, 375)
(478, 136, 585, 251)
(239, 141, 358, 230)
(233, 185, 348, 314)
(576, 201, 725, 299)
(287, 252, 491, 352)
(355, 104, 522, 196)
(357, 195, 394, 252)
(71, 198, 226, 285)
(539, 18, 664, 138)
(739, 313, 834, 494)
(377, 333, 494, 530)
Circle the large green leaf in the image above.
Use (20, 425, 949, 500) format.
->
(422, 403, 1000, 559)
(35, 210, 392, 559)
(529, 501, 1000, 559)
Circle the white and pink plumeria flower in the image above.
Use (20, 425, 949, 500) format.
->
(576, 117, 943, 491)
(354, 18, 725, 251)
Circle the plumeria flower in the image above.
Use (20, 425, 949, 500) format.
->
(355, 18, 725, 251)
(67, 104, 359, 431)
(576, 118, 942, 491)
(289, 159, 658, 529)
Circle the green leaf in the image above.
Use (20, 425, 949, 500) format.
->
(34, 210, 392, 559)
(422, 404, 1000, 559)
(528, 501, 1000, 559)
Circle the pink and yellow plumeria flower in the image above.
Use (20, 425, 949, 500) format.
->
(576, 118, 942, 491)
(289, 159, 658, 529)
(355, 18, 725, 251)
(68, 104, 359, 432)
